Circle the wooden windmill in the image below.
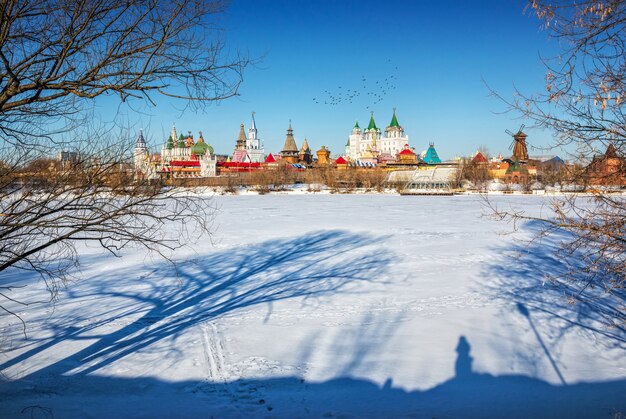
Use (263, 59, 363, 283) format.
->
(506, 125, 529, 161)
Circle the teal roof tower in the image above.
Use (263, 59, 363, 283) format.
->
(423, 142, 442, 164)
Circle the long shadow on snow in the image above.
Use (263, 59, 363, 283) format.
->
(481, 219, 625, 351)
(1, 230, 392, 377)
(2, 336, 625, 418)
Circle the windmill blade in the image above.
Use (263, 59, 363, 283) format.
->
(505, 129, 515, 136)
(509, 140, 515, 150)
(519, 124, 525, 132)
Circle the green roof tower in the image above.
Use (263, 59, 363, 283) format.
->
(389, 108, 399, 128)
(367, 112, 377, 131)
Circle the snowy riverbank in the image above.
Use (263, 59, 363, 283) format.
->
(1, 195, 624, 418)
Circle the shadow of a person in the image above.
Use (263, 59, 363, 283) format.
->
(455, 335, 473, 379)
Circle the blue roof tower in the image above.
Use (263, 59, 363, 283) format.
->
(423, 142, 442, 164)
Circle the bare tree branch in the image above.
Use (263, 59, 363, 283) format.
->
(490, 1, 625, 326)
(0, 0, 250, 330)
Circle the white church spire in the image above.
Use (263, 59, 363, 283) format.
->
(248, 111, 258, 142)
(250, 111, 257, 131)
(244, 111, 265, 161)
(170, 123, 177, 144)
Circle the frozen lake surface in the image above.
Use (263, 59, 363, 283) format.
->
(1, 194, 624, 418)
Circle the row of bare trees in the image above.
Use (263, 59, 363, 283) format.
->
(165, 167, 390, 194)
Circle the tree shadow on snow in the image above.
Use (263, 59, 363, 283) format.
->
(3, 227, 626, 417)
(482, 219, 625, 352)
(1, 335, 625, 418)
(0, 230, 392, 378)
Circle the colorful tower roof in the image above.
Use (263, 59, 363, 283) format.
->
(506, 159, 528, 174)
(177, 133, 186, 148)
(472, 151, 488, 163)
(423, 142, 442, 164)
(185, 131, 194, 147)
(166, 135, 174, 150)
(366, 112, 378, 131)
(354, 120, 360, 129)
(191, 132, 212, 156)
(398, 144, 415, 155)
(389, 108, 399, 128)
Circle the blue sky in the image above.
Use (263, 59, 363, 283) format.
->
(111, 0, 559, 159)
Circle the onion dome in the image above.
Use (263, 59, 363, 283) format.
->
(191, 133, 211, 156)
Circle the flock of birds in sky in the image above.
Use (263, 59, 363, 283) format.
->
(312, 63, 399, 110)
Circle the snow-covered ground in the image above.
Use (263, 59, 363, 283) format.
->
(1, 194, 625, 418)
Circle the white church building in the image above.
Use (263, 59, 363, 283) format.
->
(345, 109, 409, 162)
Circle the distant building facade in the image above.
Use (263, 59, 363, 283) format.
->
(134, 126, 217, 178)
(586, 144, 626, 186)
